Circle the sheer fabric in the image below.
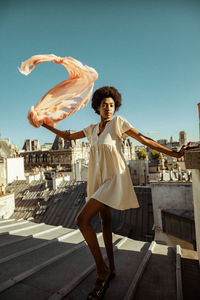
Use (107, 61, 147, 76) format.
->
(19, 54, 98, 128)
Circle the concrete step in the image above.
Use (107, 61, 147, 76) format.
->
(1, 231, 112, 299)
(0, 219, 17, 225)
(0, 222, 46, 236)
(133, 243, 177, 300)
(0, 224, 71, 248)
(48, 235, 125, 300)
(0, 219, 190, 300)
(0, 223, 123, 300)
(67, 238, 150, 300)
(0, 229, 86, 292)
(0, 233, 30, 246)
(0, 220, 30, 234)
(0, 227, 75, 264)
(123, 241, 156, 300)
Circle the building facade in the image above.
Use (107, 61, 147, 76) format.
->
(20, 131, 136, 172)
(20, 131, 90, 177)
(23, 139, 40, 151)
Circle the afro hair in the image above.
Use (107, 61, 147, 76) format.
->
(91, 86, 122, 115)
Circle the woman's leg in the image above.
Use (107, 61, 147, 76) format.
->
(76, 198, 110, 280)
(99, 206, 115, 273)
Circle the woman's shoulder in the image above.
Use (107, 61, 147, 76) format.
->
(83, 122, 98, 142)
(112, 115, 133, 137)
(113, 115, 128, 123)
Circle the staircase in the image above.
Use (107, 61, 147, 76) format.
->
(0, 218, 199, 300)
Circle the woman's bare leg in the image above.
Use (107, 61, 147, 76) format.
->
(99, 206, 115, 273)
(76, 198, 110, 280)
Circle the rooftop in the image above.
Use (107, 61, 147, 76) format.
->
(1, 179, 200, 299)
(5, 181, 154, 241)
(0, 218, 200, 299)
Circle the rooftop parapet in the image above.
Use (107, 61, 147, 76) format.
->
(184, 148, 200, 169)
(185, 147, 200, 265)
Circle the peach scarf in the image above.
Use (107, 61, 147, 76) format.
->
(19, 54, 98, 128)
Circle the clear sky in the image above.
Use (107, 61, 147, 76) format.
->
(1, 0, 200, 149)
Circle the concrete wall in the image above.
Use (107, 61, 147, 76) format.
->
(151, 182, 193, 249)
(6, 157, 26, 184)
(192, 169, 200, 264)
(151, 182, 193, 231)
(0, 193, 15, 219)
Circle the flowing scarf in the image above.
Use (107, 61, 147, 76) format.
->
(19, 54, 98, 128)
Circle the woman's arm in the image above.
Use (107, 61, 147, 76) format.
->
(42, 123, 85, 140)
(125, 128, 185, 158)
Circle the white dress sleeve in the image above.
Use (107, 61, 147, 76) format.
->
(115, 115, 133, 139)
(83, 124, 96, 143)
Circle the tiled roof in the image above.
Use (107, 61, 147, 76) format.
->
(6, 180, 87, 225)
(0, 219, 199, 299)
(6, 181, 154, 241)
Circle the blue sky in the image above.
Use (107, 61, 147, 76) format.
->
(1, 0, 200, 148)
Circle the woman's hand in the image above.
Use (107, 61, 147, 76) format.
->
(176, 144, 189, 158)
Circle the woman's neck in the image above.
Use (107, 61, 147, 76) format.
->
(100, 116, 112, 125)
(99, 117, 112, 132)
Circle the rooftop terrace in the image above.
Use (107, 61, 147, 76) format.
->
(0, 218, 199, 299)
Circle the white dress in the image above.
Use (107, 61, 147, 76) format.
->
(83, 115, 139, 210)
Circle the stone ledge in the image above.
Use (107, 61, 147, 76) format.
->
(184, 149, 200, 169)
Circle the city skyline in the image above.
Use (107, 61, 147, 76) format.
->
(18, 128, 190, 151)
(1, 0, 200, 148)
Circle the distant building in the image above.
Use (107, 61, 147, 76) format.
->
(156, 130, 187, 151)
(40, 143, 53, 151)
(20, 131, 136, 179)
(20, 131, 90, 181)
(179, 131, 187, 147)
(0, 137, 21, 186)
(23, 139, 40, 151)
(154, 131, 188, 170)
(157, 139, 168, 146)
(122, 138, 136, 161)
(0, 138, 18, 157)
(156, 138, 179, 150)
(129, 160, 149, 185)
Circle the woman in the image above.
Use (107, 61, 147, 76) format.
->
(42, 86, 185, 299)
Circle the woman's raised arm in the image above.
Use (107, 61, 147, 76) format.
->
(42, 123, 85, 140)
(126, 127, 185, 158)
